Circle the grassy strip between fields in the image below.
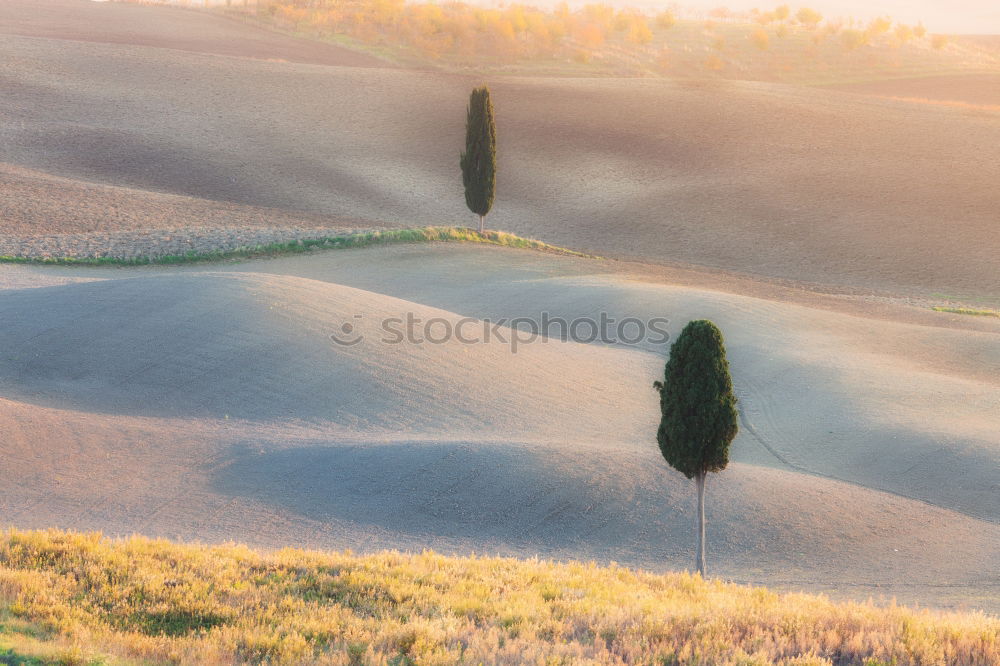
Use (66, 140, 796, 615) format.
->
(931, 306, 1000, 318)
(0, 529, 996, 666)
(0, 227, 598, 267)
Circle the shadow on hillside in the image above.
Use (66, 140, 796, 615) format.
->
(207, 436, 1000, 593)
(209, 439, 700, 567)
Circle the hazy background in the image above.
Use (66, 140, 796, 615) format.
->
(680, 0, 999, 33)
(146, 0, 1000, 33)
(502, 0, 1000, 34)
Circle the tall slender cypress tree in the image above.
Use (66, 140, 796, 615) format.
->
(460, 86, 496, 233)
(653, 319, 738, 577)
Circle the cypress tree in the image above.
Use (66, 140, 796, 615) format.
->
(460, 86, 496, 233)
(653, 319, 738, 577)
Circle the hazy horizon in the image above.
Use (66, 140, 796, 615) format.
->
(493, 0, 1000, 34)
(145, 0, 1000, 34)
(678, 0, 1000, 34)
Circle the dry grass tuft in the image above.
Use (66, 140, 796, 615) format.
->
(0, 529, 996, 665)
(931, 306, 1000, 318)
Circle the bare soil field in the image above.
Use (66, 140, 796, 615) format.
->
(1, 0, 998, 302)
(0, 0, 386, 67)
(830, 73, 1000, 107)
(0, 163, 377, 235)
(0, 245, 998, 611)
(0, 163, 384, 257)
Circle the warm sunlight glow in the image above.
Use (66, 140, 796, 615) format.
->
(0, 0, 996, 663)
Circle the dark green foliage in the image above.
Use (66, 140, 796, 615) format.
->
(654, 320, 738, 479)
(460, 86, 497, 224)
(128, 609, 231, 637)
(0, 648, 46, 665)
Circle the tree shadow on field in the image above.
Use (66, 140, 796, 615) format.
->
(210, 439, 700, 567)
(208, 438, 1000, 590)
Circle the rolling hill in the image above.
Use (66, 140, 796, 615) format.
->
(0, 245, 997, 611)
(0, 0, 998, 302)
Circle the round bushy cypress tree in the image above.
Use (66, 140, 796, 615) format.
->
(653, 319, 738, 577)
(460, 86, 496, 233)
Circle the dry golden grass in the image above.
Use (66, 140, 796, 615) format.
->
(0, 529, 996, 665)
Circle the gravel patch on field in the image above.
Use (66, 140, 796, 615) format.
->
(0, 226, 378, 260)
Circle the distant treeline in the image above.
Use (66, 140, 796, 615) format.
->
(150, 0, 998, 80)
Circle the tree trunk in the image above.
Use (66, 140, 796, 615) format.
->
(695, 471, 706, 577)
(478, 215, 485, 234)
